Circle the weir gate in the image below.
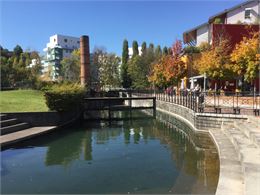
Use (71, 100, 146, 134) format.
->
(84, 96, 156, 121)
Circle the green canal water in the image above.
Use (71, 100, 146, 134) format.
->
(1, 111, 219, 194)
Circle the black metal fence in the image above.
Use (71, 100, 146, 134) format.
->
(131, 89, 260, 116)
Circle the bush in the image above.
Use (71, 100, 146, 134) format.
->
(44, 83, 85, 112)
(35, 80, 57, 91)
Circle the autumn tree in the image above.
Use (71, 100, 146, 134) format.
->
(149, 40, 186, 87)
(148, 56, 171, 87)
(167, 40, 186, 84)
(195, 38, 234, 80)
(231, 32, 260, 82)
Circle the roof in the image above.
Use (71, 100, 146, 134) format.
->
(183, 22, 208, 44)
(209, 0, 258, 21)
(183, 22, 209, 35)
(182, 0, 259, 44)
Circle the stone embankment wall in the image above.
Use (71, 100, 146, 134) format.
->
(128, 98, 248, 131)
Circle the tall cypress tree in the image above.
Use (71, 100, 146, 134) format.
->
(155, 45, 162, 59)
(121, 39, 131, 88)
(148, 43, 154, 54)
(122, 39, 129, 64)
(141, 42, 147, 56)
(13, 45, 23, 57)
(163, 46, 168, 55)
(132, 41, 139, 57)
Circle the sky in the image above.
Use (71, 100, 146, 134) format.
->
(1, 0, 241, 55)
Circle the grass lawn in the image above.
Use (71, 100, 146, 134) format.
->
(0, 90, 49, 112)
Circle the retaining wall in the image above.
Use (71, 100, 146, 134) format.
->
(129, 98, 248, 131)
(2, 111, 80, 126)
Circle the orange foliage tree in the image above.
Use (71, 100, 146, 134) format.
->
(230, 32, 260, 82)
(149, 40, 186, 87)
(195, 38, 234, 80)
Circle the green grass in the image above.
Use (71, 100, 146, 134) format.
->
(0, 90, 49, 112)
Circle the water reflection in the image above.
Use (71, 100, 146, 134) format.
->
(45, 130, 87, 166)
(1, 111, 219, 194)
(42, 112, 219, 189)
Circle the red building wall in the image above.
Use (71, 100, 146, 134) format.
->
(212, 24, 259, 49)
(211, 24, 259, 92)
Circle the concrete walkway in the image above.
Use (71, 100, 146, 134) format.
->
(210, 129, 244, 195)
(210, 116, 260, 195)
(1, 126, 57, 147)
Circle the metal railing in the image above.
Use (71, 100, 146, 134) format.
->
(131, 89, 260, 116)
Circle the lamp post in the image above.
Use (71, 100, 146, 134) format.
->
(203, 72, 206, 93)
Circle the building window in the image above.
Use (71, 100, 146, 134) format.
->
(54, 38, 56, 42)
(77, 41, 80, 44)
(245, 8, 251, 19)
(64, 39, 68, 42)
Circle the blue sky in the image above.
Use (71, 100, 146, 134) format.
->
(1, 0, 241, 55)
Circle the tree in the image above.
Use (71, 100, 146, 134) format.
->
(231, 32, 260, 82)
(128, 55, 150, 89)
(97, 53, 121, 90)
(146, 43, 155, 64)
(148, 56, 168, 88)
(121, 39, 131, 88)
(13, 45, 23, 56)
(0, 46, 38, 88)
(155, 45, 162, 60)
(163, 46, 168, 55)
(92, 47, 106, 88)
(195, 38, 233, 80)
(141, 42, 147, 56)
(132, 40, 139, 57)
(149, 40, 186, 87)
(148, 43, 154, 52)
(60, 49, 80, 82)
(122, 39, 129, 64)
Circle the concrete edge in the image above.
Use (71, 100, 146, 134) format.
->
(157, 104, 245, 195)
(1, 111, 82, 149)
(156, 107, 207, 133)
(196, 112, 248, 119)
(1, 126, 57, 148)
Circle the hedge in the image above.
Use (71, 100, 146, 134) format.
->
(44, 83, 85, 112)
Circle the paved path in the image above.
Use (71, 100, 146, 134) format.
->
(209, 129, 244, 195)
(1, 126, 57, 147)
(210, 116, 260, 195)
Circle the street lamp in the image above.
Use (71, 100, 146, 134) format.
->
(203, 72, 206, 93)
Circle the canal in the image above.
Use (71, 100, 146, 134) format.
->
(1, 110, 219, 194)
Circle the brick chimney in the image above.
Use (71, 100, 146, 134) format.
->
(80, 35, 90, 87)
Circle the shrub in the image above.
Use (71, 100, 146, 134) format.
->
(44, 83, 85, 112)
(35, 80, 57, 91)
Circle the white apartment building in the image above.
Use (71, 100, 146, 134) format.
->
(183, 0, 260, 46)
(42, 34, 80, 80)
(128, 47, 142, 58)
